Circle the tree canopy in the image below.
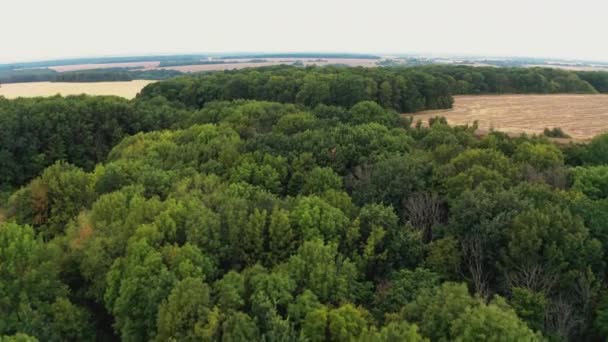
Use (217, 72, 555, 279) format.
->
(2, 64, 608, 341)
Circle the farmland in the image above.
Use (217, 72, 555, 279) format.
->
(0, 80, 155, 99)
(49, 61, 161, 72)
(412, 94, 608, 140)
(158, 58, 379, 72)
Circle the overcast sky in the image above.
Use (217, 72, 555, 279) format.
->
(2, 0, 607, 63)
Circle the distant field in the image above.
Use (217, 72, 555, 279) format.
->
(50, 61, 160, 72)
(412, 94, 608, 140)
(157, 58, 378, 72)
(31, 58, 379, 73)
(0, 80, 155, 99)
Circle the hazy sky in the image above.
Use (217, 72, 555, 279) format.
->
(2, 0, 607, 63)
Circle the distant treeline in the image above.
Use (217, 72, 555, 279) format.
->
(0, 53, 379, 71)
(0, 68, 182, 83)
(54, 68, 182, 82)
(0, 54, 209, 71)
(138, 65, 608, 113)
(138, 65, 454, 112)
(578, 71, 608, 92)
(158, 60, 228, 67)
(418, 65, 601, 94)
(158, 59, 277, 67)
(219, 53, 381, 59)
(0, 68, 58, 83)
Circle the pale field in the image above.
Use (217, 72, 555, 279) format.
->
(160, 58, 379, 72)
(0, 80, 156, 99)
(50, 61, 160, 72)
(525, 64, 608, 72)
(412, 94, 608, 140)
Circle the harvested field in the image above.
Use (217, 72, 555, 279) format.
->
(50, 61, 160, 72)
(412, 94, 608, 140)
(525, 64, 608, 72)
(161, 62, 280, 72)
(160, 58, 378, 72)
(0, 80, 155, 99)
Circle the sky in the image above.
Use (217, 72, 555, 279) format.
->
(2, 0, 607, 63)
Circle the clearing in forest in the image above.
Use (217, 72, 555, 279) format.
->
(412, 94, 608, 140)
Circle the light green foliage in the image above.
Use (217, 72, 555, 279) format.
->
(513, 142, 564, 170)
(358, 321, 427, 342)
(104, 239, 176, 341)
(350, 101, 398, 126)
(267, 207, 295, 262)
(290, 196, 349, 243)
(0, 334, 39, 342)
(356, 204, 398, 277)
(439, 148, 514, 199)
(301, 167, 343, 195)
(572, 165, 608, 199)
(288, 290, 323, 325)
(9, 162, 94, 238)
(510, 287, 547, 332)
(213, 271, 246, 312)
(274, 112, 318, 134)
(301, 304, 371, 342)
(156, 277, 217, 342)
(0, 223, 91, 340)
(221, 312, 259, 342)
(401, 282, 477, 341)
(450, 297, 541, 341)
(402, 283, 537, 341)
(288, 239, 358, 303)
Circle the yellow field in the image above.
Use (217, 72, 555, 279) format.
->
(412, 94, 608, 140)
(0, 80, 156, 99)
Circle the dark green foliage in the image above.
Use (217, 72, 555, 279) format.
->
(138, 65, 603, 115)
(543, 127, 570, 138)
(0, 67, 182, 83)
(2, 65, 608, 341)
(137, 65, 451, 112)
(425, 65, 598, 94)
(0, 95, 187, 190)
(577, 71, 608, 93)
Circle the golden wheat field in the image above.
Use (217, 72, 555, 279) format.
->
(412, 94, 608, 140)
(0, 80, 156, 99)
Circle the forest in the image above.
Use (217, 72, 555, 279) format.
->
(138, 65, 608, 112)
(0, 68, 182, 84)
(2, 65, 608, 341)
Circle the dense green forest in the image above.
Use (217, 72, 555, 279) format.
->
(3, 65, 608, 341)
(138, 65, 608, 112)
(0, 68, 182, 84)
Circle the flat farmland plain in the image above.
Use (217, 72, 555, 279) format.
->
(412, 94, 608, 140)
(49, 61, 160, 72)
(0, 80, 155, 99)
(159, 58, 379, 72)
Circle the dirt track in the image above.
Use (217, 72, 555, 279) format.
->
(411, 94, 608, 140)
